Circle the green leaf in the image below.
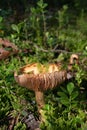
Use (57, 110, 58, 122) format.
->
(21, 110, 28, 116)
(57, 53, 64, 62)
(71, 102, 78, 108)
(14, 122, 26, 130)
(0, 16, 3, 22)
(60, 99, 69, 107)
(67, 82, 75, 95)
(11, 24, 20, 33)
(71, 91, 78, 100)
(60, 87, 67, 94)
(44, 104, 51, 111)
(58, 92, 68, 100)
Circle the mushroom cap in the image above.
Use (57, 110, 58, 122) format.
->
(70, 54, 79, 65)
(68, 54, 79, 71)
(14, 63, 67, 91)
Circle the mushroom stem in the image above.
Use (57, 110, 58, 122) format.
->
(35, 91, 45, 118)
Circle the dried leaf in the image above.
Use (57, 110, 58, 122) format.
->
(0, 38, 18, 59)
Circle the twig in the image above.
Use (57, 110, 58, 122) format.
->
(34, 45, 86, 56)
(53, 44, 59, 50)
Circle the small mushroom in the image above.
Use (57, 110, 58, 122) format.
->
(14, 54, 78, 121)
(68, 54, 79, 71)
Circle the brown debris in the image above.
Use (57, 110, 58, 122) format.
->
(7, 112, 20, 130)
(0, 38, 18, 59)
(22, 112, 40, 130)
(0, 48, 10, 60)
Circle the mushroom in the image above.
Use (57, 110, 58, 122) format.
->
(68, 54, 79, 71)
(14, 54, 78, 120)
